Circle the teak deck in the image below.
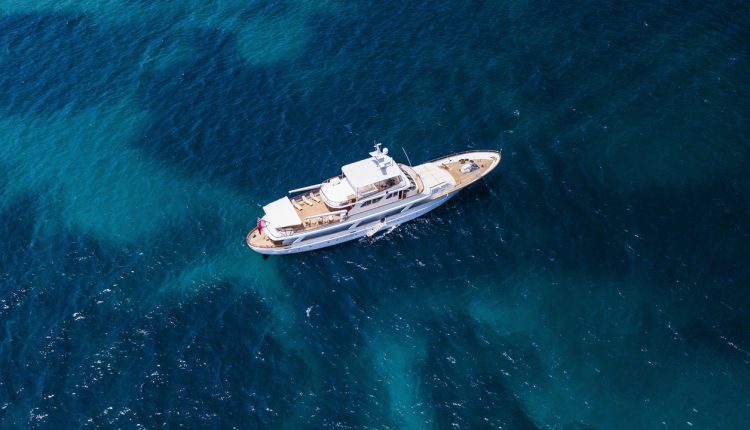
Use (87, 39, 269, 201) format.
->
(247, 227, 275, 248)
(291, 193, 342, 229)
(442, 160, 492, 188)
(247, 192, 340, 248)
(431, 155, 499, 198)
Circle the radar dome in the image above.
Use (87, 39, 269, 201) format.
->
(382, 147, 389, 155)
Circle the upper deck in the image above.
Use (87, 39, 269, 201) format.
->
(320, 144, 408, 208)
(279, 161, 424, 233)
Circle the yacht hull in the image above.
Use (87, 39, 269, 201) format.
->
(246, 149, 500, 255)
(247, 193, 455, 255)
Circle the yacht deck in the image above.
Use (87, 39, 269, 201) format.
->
(246, 228, 279, 249)
(289, 192, 344, 230)
(438, 156, 499, 192)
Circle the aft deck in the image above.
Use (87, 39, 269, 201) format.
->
(246, 228, 280, 249)
(288, 191, 345, 230)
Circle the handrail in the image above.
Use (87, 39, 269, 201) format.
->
(274, 193, 430, 238)
(304, 210, 347, 221)
(288, 184, 321, 194)
(423, 149, 502, 164)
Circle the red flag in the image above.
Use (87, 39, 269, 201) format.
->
(257, 218, 264, 235)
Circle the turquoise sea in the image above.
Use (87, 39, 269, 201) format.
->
(1, 0, 749, 428)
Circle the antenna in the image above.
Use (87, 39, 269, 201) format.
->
(401, 147, 413, 167)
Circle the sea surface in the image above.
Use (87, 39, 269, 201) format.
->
(1, 0, 749, 428)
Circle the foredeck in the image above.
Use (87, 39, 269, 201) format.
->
(441, 161, 491, 187)
(432, 151, 501, 195)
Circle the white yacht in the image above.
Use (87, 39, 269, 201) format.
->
(246, 145, 501, 254)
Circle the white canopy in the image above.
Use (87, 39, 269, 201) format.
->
(342, 157, 402, 189)
(320, 177, 356, 205)
(263, 197, 302, 228)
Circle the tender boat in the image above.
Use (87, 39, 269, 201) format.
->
(246, 144, 501, 254)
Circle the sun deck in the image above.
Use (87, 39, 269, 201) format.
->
(287, 192, 345, 230)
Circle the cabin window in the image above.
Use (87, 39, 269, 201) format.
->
(431, 183, 449, 195)
(374, 177, 399, 192)
(361, 197, 383, 207)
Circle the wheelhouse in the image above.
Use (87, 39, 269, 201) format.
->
(320, 144, 409, 208)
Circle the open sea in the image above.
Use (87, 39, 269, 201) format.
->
(1, 0, 749, 428)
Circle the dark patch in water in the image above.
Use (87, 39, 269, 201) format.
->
(0, 13, 147, 115)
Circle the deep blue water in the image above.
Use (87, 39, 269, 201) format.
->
(1, 0, 749, 428)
